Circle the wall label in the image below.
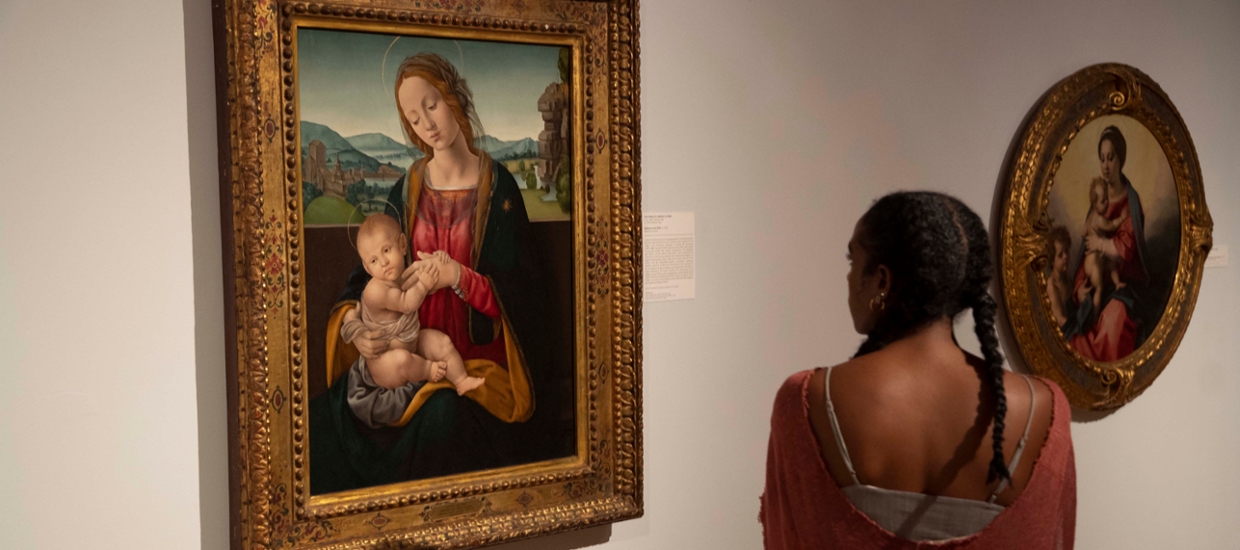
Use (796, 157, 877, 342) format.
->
(1205, 244, 1228, 268)
(643, 212, 695, 302)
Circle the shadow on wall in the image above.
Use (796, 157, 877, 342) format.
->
(493, 525, 612, 550)
(187, 0, 229, 549)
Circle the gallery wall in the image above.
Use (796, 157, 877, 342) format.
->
(0, 0, 225, 548)
(0, 0, 1235, 548)
(627, 1, 1240, 549)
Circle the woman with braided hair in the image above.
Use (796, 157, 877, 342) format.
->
(762, 192, 1076, 547)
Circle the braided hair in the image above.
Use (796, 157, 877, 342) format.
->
(853, 191, 1011, 483)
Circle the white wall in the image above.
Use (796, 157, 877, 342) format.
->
(627, 1, 1240, 549)
(0, 0, 1235, 548)
(0, 0, 224, 548)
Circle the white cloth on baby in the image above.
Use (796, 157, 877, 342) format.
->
(342, 301, 420, 346)
(340, 301, 423, 428)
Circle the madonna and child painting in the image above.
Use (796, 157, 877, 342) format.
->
(296, 28, 578, 495)
(1042, 116, 1180, 363)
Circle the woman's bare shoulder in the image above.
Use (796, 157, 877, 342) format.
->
(959, 353, 1055, 417)
(1016, 370, 1054, 428)
(805, 355, 901, 422)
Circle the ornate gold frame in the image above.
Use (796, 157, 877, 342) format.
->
(998, 63, 1211, 411)
(213, 1, 642, 547)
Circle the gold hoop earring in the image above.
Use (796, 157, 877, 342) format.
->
(869, 292, 887, 313)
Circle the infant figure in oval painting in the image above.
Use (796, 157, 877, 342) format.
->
(1081, 176, 1129, 312)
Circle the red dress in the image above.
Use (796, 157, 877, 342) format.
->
(760, 370, 1076, 549)
(411, 183, 507, 367)
(1068, 192, 1140, 361)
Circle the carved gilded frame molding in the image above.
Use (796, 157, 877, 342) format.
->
(998, 63, 1211, 411)
(213, 1, 642, 547)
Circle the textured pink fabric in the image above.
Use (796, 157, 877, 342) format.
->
(760, 369, 1076, 549)
(411, 183, 506, 367)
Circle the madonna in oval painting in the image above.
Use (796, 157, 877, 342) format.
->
(999, 64, 1212, 411)
(1043, 117, 1177, 362)
(296, 28, 577, 494)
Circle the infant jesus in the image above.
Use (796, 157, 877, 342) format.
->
(1081, 177, 1128, 310)
(342, 213, 485, 395)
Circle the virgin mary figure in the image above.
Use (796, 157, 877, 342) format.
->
(1060, 125, 1151, 362)
(309, 52, 554, 493)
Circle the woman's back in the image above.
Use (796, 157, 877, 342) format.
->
(761, 191, 1075, 548)
(761, 367, 1075, 549)
(806, 324, 1054, 507)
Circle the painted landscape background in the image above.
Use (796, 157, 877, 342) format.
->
(297, 28, 572, 225)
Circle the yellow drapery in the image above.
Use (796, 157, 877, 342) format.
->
(325, 304, 533, 426)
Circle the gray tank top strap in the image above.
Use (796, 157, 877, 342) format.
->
(823, 366, 861, 485)
(826, 369, 1038, 502)
(988, 375, 1037, 503)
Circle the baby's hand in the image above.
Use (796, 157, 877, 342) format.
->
(416, 263, 439, 288)
(354, 329, 390, 361)
(417, 250, 449, 265)
(416, 250, 460, 291)
(400, 260, 428, 291)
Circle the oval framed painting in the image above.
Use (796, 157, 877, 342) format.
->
(998, 63, 1213, 410)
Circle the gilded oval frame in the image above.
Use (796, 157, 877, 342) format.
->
(998, 63, 1212, 411)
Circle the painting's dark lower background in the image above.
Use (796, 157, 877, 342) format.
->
(303, 221, 576, 459)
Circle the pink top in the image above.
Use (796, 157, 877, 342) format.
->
(760, 369, 1076, 549)
(411, 182, 506, 366)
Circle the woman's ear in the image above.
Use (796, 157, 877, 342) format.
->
(875, 264, 892, 295)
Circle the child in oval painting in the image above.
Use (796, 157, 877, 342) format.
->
(1080, 177, 1129, 311)
(1046, 225, 1072, 327)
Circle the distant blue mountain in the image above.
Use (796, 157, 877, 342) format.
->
(301, 121, 355, 152)
(474, 135, 507, 151)
(305, 121, 536, 172)
(347, 132, 419, 170)
(489, 137, 539, 161)
(346, 132, 409, 153)
(299, 121, 391, 173)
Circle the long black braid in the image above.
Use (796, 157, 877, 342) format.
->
(853, 191, 1011, 483)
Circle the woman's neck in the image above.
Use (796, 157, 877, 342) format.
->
(429, 134, 480, 190)
(883, 318, 966, 364)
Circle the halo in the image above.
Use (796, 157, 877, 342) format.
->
(381, 36, 400, 93)
(345, 197, 403, 251)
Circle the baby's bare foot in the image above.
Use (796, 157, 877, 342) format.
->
(428, 361, 448, 382)
(455, 376, 486, 396)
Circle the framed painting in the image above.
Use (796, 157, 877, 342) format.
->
(212, 0, 642, 547)
(997, 63, 1212, 411)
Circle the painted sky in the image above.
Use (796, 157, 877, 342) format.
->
(297, 28, 563, 142)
